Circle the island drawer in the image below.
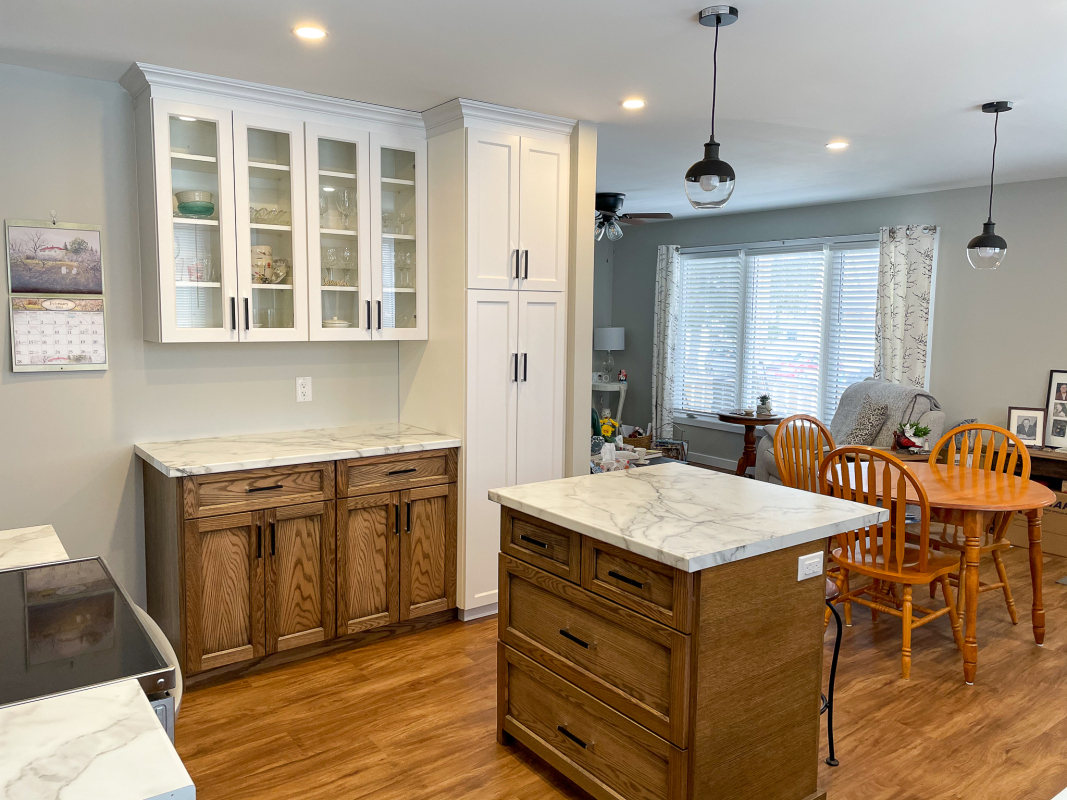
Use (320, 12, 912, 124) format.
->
(184, 462, 335, 518)
(581, 539, 695, 634)
(338, 450, 455, 497)
(501, 510, 581, 583)
(500, 644, 687, 800)
(500, 555, 690, 747)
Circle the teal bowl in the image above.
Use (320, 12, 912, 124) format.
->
(177, 201, 215, 218)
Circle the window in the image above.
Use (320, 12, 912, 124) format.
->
(674, 236, 880, 421)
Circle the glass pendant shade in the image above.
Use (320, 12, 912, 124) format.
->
(685, 139, 736, 209)
(605, 218, 624, 241)
(966, 221, 1007, 270)
(594, 218, 606, 241)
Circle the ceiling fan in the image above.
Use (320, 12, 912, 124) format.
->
(594, 192, 673, 241)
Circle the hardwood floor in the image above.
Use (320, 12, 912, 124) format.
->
(175, 547, 1067, 800)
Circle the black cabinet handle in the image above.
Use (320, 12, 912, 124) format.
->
(512, 353, 518, 382)
(406, 501, 411, 533)
(522, 353, 528, 382)
(387, 467, 418, 476)
(376, 300, 382, 330)
(365, 300, 371, 331)
(230, 297, 237, 331)
(608, 570, 645, 589)
(255, 525, 261, 559)
(243, 297, 250, 331)
(557, 726, 588, 749)
(394, 503, 400, 536)
(558, 629, 592, 649)
(513, 249, 520, 280)
(522, 249, 529, 280)
(519, 534, 549, 549)
(247, 484, 284, 493)
(269, 521, 276, 556)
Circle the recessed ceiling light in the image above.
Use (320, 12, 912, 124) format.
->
(322, 186, 336, 192)
(621, 99, 646, 110)
(826, 140, 850, 150)
(293, 25, 327, 40)
(178, 116, 197, 122)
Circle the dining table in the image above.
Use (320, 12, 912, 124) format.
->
(856, 459, 1056, 683)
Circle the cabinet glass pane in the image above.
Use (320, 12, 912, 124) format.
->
(318, 138, 359, 331)
(247, 128, 294, 329)
(170, 115, 224, 329)
(380, 147, 416, 330)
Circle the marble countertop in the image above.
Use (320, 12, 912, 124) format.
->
(0, 679, 194, 800)
(136, 422, 461, 477)
(489, 461, 887, 572)
(0, 524, 69, 569)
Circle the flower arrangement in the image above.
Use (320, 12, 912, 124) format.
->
(894, 422, 931, 452)
(599, 417, 620, 438)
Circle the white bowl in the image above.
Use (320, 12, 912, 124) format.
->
(175, 190, 213, 203)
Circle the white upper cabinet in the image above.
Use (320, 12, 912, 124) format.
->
(518, 137, 570, 292)
(233, 111, 308, 341)
(466, 129, 520, 291)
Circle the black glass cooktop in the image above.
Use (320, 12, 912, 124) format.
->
(0, 557, 172, 708)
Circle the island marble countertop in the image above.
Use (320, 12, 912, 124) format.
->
(0, 524, 69, 569)
(0, 679, 194, 800)
(136, 422, 461, 477)
(489, 461, 887, 572)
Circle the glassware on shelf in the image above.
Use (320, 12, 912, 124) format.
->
(382, 213, 394, 235)
(341, 245, 355, 288)
(323, 247, 340, 286)
(319, 193, 328, 228)
(397, 212, 410, 235)
(335, 188, 353, 230)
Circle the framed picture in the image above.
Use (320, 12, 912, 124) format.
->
(6, 220, 103, 295)
(1008, 407, 1045, 447)
(1046, 371, 1067, 449)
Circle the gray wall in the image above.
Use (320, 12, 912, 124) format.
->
(604, 177, 1067, 464)
(0, 64, 399, 602)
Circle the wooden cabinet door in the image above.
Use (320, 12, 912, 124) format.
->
(337, 491, 399, 634)
(466, 128, 520, 291)
(184, 511, 265, 674)
(264, 501, 336, 653)
(516, 291, 566, 486)
(518, 135, 570, 292)
(399, 484, 457, 620)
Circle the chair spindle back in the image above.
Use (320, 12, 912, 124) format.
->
(774, 415, 836, 494)
(928, 423, 1032, 479)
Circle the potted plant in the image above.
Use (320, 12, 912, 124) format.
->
(894, 422, 932, 452)
(756, 394, 773, 416)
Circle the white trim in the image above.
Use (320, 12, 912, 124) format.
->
(682, 232, 878, 256)
(422, 98, 576, 139)
(686, 451, 741, 471)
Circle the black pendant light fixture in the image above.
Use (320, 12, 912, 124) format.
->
(685, 5, 739, 210)
(967, 100, 1013, 270)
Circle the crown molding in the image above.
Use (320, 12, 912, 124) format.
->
(121, 63, 426, 134)
(422, 98, 576, 138)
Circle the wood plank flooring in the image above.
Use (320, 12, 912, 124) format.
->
(175, 547, 1067, 800)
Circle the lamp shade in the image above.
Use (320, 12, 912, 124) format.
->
(593, 327, 625, 351)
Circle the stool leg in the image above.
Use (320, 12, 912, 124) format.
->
(824, 599, 842, 767)
(991, 550, 1019, 625)
(842, 570, 852, 627)
(901, 586, 913, 680)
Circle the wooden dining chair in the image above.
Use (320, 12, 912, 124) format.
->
(821, 446, 965, 680)
(925, 423, 1032, 623)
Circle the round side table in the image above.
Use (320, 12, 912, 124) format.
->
(718, 412, 784, 478)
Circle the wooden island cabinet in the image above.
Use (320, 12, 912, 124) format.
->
(141, 437, 458, 680)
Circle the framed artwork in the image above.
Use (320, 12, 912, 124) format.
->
(1007, 406, 1045, 448)
(1046, 370, 1067, 449)
(6, 221, 103, 294)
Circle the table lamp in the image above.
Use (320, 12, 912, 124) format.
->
(593, 327, 625, 376)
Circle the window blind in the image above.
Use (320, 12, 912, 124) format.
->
(824, 245, 879, 419)
(674, 251, 743, 415)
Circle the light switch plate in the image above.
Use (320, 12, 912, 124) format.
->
(797, 551, 824, 581)
(296, 377, 312, 402)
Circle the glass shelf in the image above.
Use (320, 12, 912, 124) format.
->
(174, 217, 219, 226)
(320, 228, 357, 237)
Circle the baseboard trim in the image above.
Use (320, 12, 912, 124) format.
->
(459, 603, 498, 621)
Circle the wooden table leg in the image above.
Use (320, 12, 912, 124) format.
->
(736, 424, 757, 477)
(962, 510, 984, 685)
(1026, 508, 1045, 646)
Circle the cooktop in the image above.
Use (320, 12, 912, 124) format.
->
(0, 557, 174, 708)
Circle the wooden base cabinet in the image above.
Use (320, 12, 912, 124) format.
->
(144, 449, 458, 679)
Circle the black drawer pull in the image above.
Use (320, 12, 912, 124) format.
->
(608, 570, 645, 589)
(387, 467, 418, 476)
(558, 629, 591, 649)
(247, 484, 284, 493)
(519, 534, 549, 549)
(557, 726, 588, 749)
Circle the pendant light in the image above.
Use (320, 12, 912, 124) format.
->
(967, 101, 1012, 270)
(685, 6, 739, 210)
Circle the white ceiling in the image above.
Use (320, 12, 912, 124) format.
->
(1, 0, 1064, 218)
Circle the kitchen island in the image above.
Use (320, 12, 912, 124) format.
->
(490, 462, 886, 800)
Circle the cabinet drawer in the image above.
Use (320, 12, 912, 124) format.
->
(500, 645, 686, 800)
(501, 510, 581, 582)
(500, 556, 689, 747)
(581, 539, 695, 634)
(184, 463, 335, 519)
(339, 450, 454, 497)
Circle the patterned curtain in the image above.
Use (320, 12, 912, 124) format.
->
(874, 225, 938, 389)
(651, 245, 681, 438)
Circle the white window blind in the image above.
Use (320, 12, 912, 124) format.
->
(675, 251, 743, 415)
(674, 237, 881, 420)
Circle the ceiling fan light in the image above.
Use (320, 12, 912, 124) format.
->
(685, 139, 736, 209)
(605, 218, 624, 241)
(966, 221, 1007, 270)
(594, 218, 607, 241)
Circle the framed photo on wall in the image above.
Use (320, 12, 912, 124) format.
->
(1045, 370, 1067, 449)
(1007, 406, 1045, 448)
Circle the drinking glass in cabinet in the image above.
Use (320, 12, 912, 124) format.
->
(335, 188, 354, 230)
(318, 138, 359, 233)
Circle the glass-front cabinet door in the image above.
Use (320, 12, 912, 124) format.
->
(370, 132, 427, 340)
(152, 100, 238, 342)
(233, 112, 308, 341)
(305, 123, 371, 340)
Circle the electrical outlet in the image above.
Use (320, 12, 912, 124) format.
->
(797, 551, 824, 581)
(296, 377, 312, 403)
